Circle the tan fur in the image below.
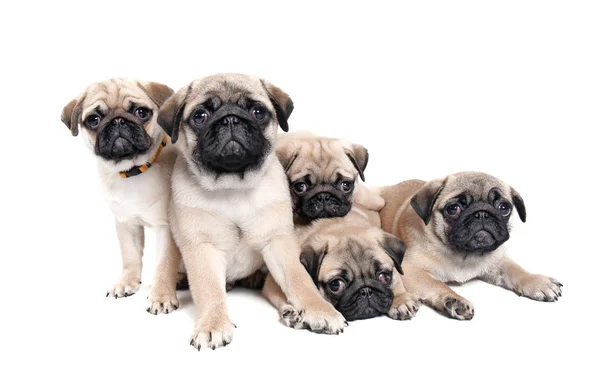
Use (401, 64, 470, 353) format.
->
(163, 74, 346, 351)
(60, 78, 182, 314)
(379, 172, 562, 320)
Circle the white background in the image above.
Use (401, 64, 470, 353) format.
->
(1, 1, 598, 386)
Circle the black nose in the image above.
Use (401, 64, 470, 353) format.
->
(112, 117, 125, 126)
(474, 211, 490, 219)
(221, 115, 240, 126)
(360, 287, 373, 298)
(316, 193, 332, 202)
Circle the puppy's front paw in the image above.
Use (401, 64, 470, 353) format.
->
(444, 297, 475, 320)
(146, 291, 179, 315)
(516, 275, 563, 302)
(280, 304, 305, 329)
(106, 275, 141, 298)
(298, 300, 346, 335)
(189, 317, 235, 351)
(388, 293, 421, 320)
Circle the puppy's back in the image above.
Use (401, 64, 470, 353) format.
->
(378, 180, 425, 235)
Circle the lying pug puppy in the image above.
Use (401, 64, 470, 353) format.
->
(275, 131, 385, 224)
(61, 78, 182, 314)
(158, 74, 346, 351)
(378, 172, 563, 320)
(263, 203, 420, 322)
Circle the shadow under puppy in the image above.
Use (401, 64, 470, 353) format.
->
(61, 78, 182, 314)
(263, 132, 420, 322)
(159, 74, 346, 351)
(378, 171, 563, 320)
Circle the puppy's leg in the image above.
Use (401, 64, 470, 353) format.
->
(146, 227, 181, 314)
(107, 221, 144, 298)
(403, 264, 474, 320)
(480, 258, 563, 302)
(355, 184, 385, 212)
(260, 234, 346, 334)
(262, 274, 304, 329)
(183, 243, 235, 350)
(387, 269, 421, 320)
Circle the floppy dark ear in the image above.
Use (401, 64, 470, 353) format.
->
(410, 178, 446, 225)
(157, 86, 189, 144)
(138, 81, 174, 107)
(299, 245, 327, 286)
(275, 144, 299, 174)
(380, 233, 406, 275)
(61, 94, 86, 136)
(510, 187, 526, 223)
(261, 80, 294, 132)
(345, 144, 369, 182)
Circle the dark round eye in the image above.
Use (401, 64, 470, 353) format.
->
(328, 279, 346, 295)
(378, 272, 392, 285)
(251, 106, 267, 121)
(85, 114, 101, 129)
(445, 204, 462, 218)
(339, 181, 354, 193)
(293, 182, 308, 194)
(192, 110, 209, 126)
(498, 202, 512, 216)
(135, 107, 151, 120)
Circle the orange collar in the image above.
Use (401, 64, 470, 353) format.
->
(119, 136, 167, 178)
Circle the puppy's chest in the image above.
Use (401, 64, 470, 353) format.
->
(413, 248, 503, 283)
(103, 171, 169, 227)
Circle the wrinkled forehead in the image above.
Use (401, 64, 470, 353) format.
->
(288, 139, 357, 183)
(82, 79, 149, 117)
(184, 74, 271, 115)
(441, 174, 509, 203)
(319, 237, 392, 281)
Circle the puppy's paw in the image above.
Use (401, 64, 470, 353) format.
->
(444, 297, 475, 320)
(189, 317, 235, 351)
(297, 300, 346, 335)
(280, 304, 305, 329)
(388, 293, 421, 320)
(146, 291, 179, 315)
(106, 276, 141, 299)
(516, 275, 563, 302)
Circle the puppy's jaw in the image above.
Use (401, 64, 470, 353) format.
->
(94, 120, 153, 162)
(192, 108, 270, 175)
(333, 284, 393, 321)
(297, 191, 352, 221)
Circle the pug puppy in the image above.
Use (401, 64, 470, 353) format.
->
(378, 172, 563, 320)
(61, 78, 182, 314)
(275, 131, 385, 224)
(158, 74, 346, 351)
(263, 203, 421, 323)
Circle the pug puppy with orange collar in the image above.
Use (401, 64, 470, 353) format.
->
(378, 172, 563, 320)
(61, 79, 182, 314)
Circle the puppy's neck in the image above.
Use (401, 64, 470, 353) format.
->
(186, 153, 278, 192)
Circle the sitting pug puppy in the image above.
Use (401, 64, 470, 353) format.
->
(378, 172, 563, 320)
(61, 78, 182, 314)
(263, 203, 420, 322)
(275, 131, 385, 225)
(158, 74, 346, 350)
